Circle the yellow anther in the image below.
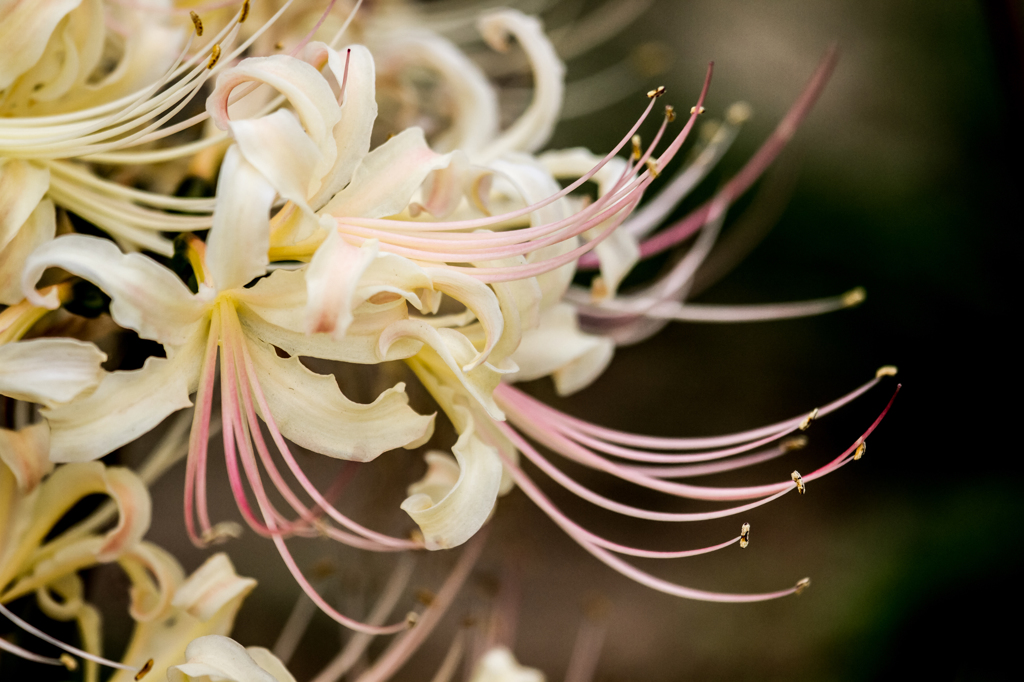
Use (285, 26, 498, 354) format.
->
(664, 105, 676, 122)
(780, 435, 808, 451)
(726, 101, 753, 125)
(853, 441, 867, 460)
(207, 44, 222, 70)
(190, 11, 203, 36)
(631, 134, 642, 160)
(689, 105, 705, 115)
(135, 659, 155, 680)
(645, 157, 660, 178)
(842, 286, 866, 306)
(647, 85, 666, 99)
(876, 365, 898, 378)
(795, 577, 811, 595)
(275, 41, 284, 50)
(590, 276, 609, 302)
(405, 611, 419, 627)
(791, 470, 805, 494)
(739, 523, 751, 548)
(240, 0, 250, 23)
(798, 408, 819, 431)
(60, 654, 78, 671)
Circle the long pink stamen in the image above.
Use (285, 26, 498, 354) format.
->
(185, 312, 222, 546)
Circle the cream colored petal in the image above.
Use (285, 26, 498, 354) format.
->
(0, 338, 106, 407)
(245, 649, 297, 682)
(41, 323, 205, 462)
(588, 225, 640, 300)
(303, 231, 378, 339)
(0, 159, 50, 251)
(307, 44, 376, 209)
(0, 0, 81, 90)
(206, 146, 276, 292)
(401, 415, 502, 550)
(111, 554, 256, 682)
(230, 109, 320, 217)
(118, 541, 185, 623)
(22, 234, 205, 345)
(0, 422, 52, 493)
(207, 55, 341, 179)
(236, 268, 422, 364)
(248, 337, 434, 461)
(478, 10, 564, 159)
(380, 320, 505, 420)
(509, 303, 613, 396)
(0, 198, 56, 305)
(425, 268, 504, 371)
(169, 636, 286, 682)
(470, 647, 545, 682)
(322, 127, 452, 219)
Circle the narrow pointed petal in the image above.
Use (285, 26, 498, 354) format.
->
(206, 146, 276, 292)
(322, 127, 452, 219)
(0, 338, 106, 406)
(307, 44, 377, 208)
(248, 338, 435, 461)
(22, 234, 205, 345)
(402, 414, 503, 550)
(0, 199, 56, 305)
(0, 422, 52, 493)
(0, 159, 50, 250)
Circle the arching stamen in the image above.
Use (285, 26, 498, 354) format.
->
(0, 603, 144, 675)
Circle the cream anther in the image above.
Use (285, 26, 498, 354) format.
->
(795, 578, 811, 595)
(791, 470, 805, 494)
(781, 435, 808, 451)
(853, 441, 866, 460)
(876, 365, 898, 378)
(842, 287, 866, 306)
(689, 105, 705, 114)
(647, 86, 666, 98)
(60, 654, 78, 671)
(740, 523, 751, 548)
(798, 408, 819, 431)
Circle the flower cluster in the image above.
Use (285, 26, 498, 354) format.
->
(0, 1, 897, 680)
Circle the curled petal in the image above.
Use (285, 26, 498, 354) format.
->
(169, 636, 292, 682)
(22, 234, 205, 345)
(0, 0, 79, 90)
(402, 413, 503, 550)
(0, 338, 106, 406)
(322, 127, 452, 219)
(119, 541, 186, 623)
(509, 303, 614, 396)
(41, 324, 205, 462)
(424, 267, 504, 371)
(0, 422, 52, 493)
(381, 320, 507, 420)
(207, 54, 341, 178)
(247, 337, 434, 461)
(206, 146, 276, 292)
(112, 554, 255, 682)
(478, 10, 565, 159)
